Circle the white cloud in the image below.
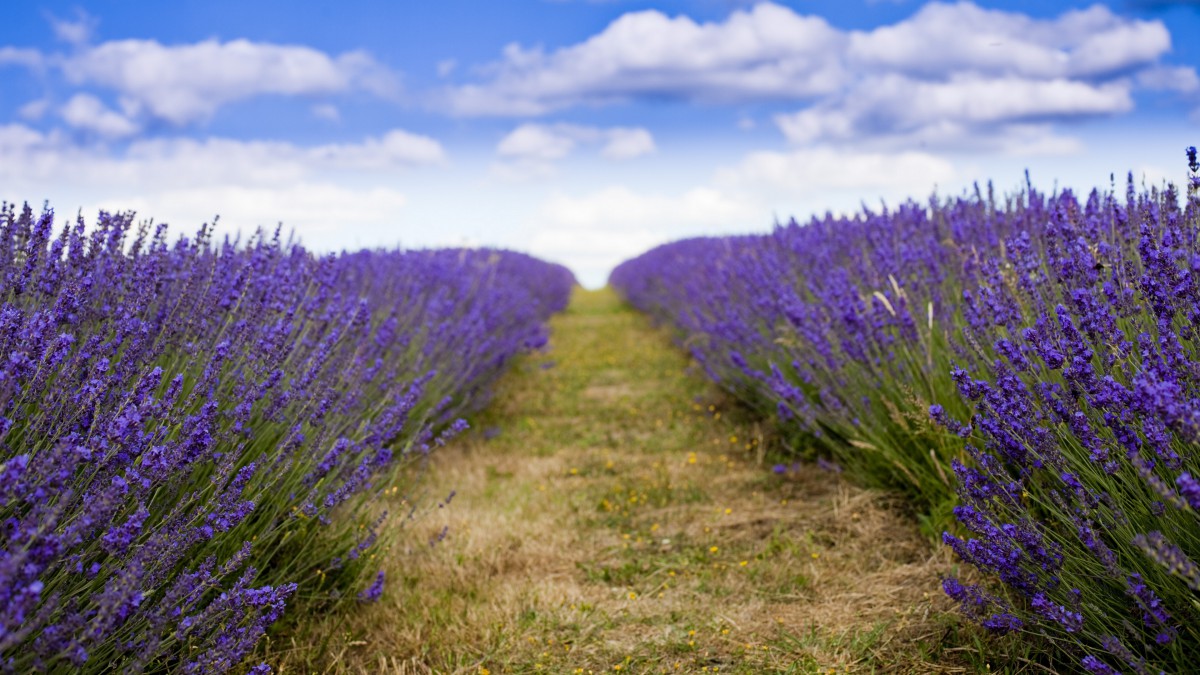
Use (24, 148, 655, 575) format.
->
(497, 123, 655, 161)
(447, 1, 1184, 152)
(437, 59, 457, 77)
(1137, 65, 1200, 93)
(601, 127, 655, 159)
(775, 75, 1129, 151)
(0, 125, 444, 191)
(0, 124, 57, 155)
(60, 93, 140, 138)
(0, 127, 447, 253)
(714, 146, 957, 196)
(492, 123, 655, 180)
(448, 2, 1172, 117)
(48, 8, 99, 46)
(58, 38, 399, 125)
(447, 2, 844, 115)
(18, 99, 50, 120)
(845, 3, 1169, 79)
(0, 47, 43, 69)
(1063, 12, 1172, 78)
(309, 129, 446, 168)
(775, 1, 1168, 151)
(497, 123, 582, 161)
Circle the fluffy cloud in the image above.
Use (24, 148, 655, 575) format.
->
(492, 123, 655, 181)
(3, 13, 402, 128)
(18, 99, 50, 120)
(0, 124, 57, 155)
(308, 129, 446, 168)
(715, 147, 957, 196)
(601, 127, 656, 159)
(59, 93, 140, 138)
(115, 131, 443, 185)
(782, 2, 1170, 151)
(845, 3, 1169, 79)
(48, 8, 99, 46)
(497, 124, 581, 161)
(0, 123, 442, 202)
(56, 39, 398, 125)
(774, 75, 1130, 150)
(0, 125, 445, 251)
(497, 123, 655, 161)
(0, 47, 43, 69)
(447, 1, 1193, 152)
(1137, 65, 1200, 93)
(447, 2, 844, 115)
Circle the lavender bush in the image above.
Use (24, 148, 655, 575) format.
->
(611, 149, 1200, 671)
(0, 204, 574, 672)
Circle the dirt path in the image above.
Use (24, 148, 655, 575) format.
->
(283, 288, 970, 674)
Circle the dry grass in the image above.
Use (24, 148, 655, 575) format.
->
(270, 288, 1005, 674)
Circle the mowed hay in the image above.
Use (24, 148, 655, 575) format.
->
(274, 288, 981, 674)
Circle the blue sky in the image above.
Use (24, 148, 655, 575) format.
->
(1, 1, 1198, 286)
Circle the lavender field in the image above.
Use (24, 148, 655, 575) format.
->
(4, 1, 1200, 672)
(7, 164, 1200, 673)
(0, 205, 574, 671)
(611, 150, 1200, 673)
(7, 152, 1200, 673)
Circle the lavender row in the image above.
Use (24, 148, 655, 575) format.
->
(611, 150, 1200, 671)
(0, 204, 574, 673)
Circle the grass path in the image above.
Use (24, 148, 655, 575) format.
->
(282, 288, 977, 674)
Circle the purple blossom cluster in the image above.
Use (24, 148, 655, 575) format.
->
(611, 151, 1200, 671)
(0, 204, 574, 672)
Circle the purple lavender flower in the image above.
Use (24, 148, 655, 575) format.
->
(1030, 592, 1083, 633)
(1081, 655, 1122, 675)
(1124, 573, 1175, 644)
(981, 612, 1023, 634)
(1133, 531, 1200, 590)
(1101, 635, 1153, 675)
(358, 571, 385, 603)
(1176, 472, 1200, 510)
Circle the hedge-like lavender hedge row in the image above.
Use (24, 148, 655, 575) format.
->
(0, 204, 574, 673)
(610, 150, 1200, 672)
